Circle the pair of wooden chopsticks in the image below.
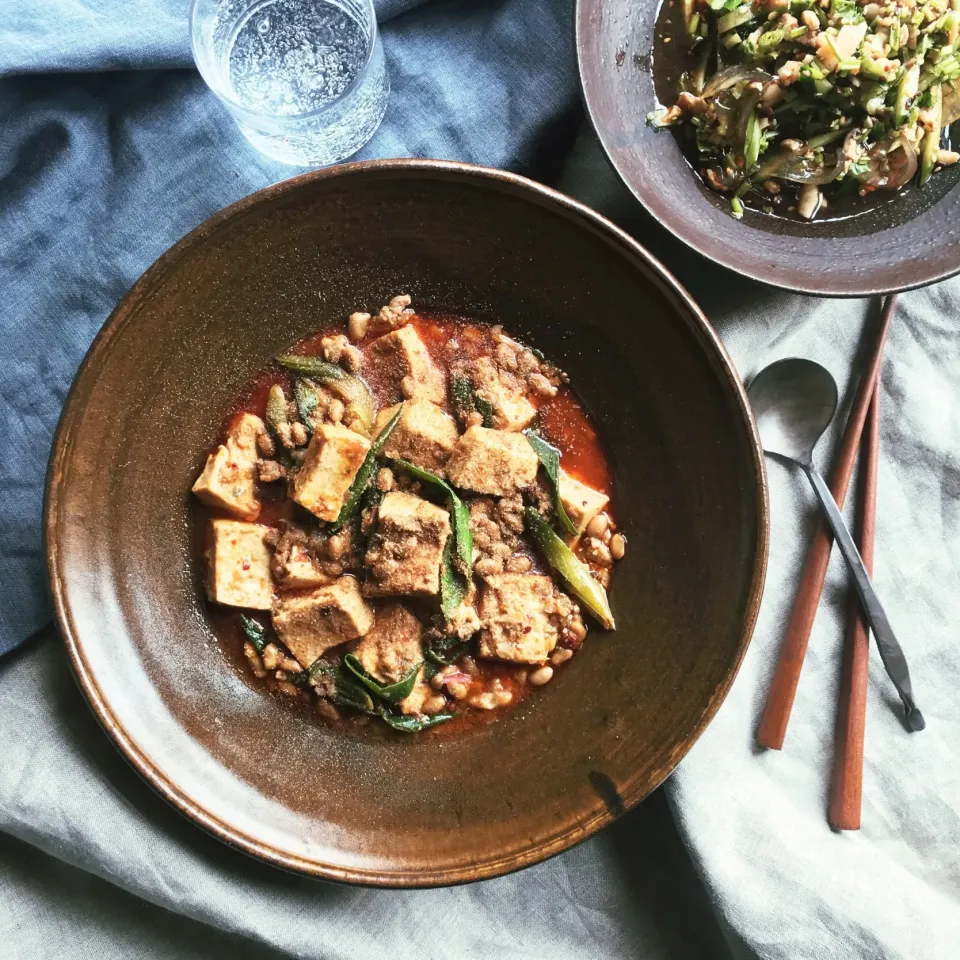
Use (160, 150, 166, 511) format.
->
(757, 294, 898, 831)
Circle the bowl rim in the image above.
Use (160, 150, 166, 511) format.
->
(573, 0, 960, 298)
(44, 158, 769, 886)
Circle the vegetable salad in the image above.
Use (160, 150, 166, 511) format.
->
(650, 0, 960, 219)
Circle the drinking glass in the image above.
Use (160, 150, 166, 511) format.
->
(190, 0, 389, 166)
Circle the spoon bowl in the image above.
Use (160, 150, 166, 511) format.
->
(748, 359, 839, 467)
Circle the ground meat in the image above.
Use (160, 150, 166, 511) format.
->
(289, 421, 308, 447)
(348, 311, 371, 342)
(321, 334, 362, 373)
(368, 293, 414, 337)
(525, 474, 555, 520)
(257, 459, 285, 483)
(450, 329, 565, 430)
(256, 431, 276, 457)
(469, 495, 527, 578)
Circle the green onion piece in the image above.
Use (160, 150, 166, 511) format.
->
(294, 378, 322, 434)
(744, 109, 762, 168)
(806, 125, 851, 149)
(330, 404, 403, 532)
(450, 372, 494, 427)
(789, 25, 807, 38)
(920, 83, 943, 185)
(450, 374, 474, 415)
(524, 430, 578, 537)
(240, 615, 267, 653)
(439, 536, 470, 621)
(307, 659, 379, 714)
(524, 508, 616, 630)
(275, 353, 375, 433)
(757, 28, 783, 55)
(389, 458, 473, 619)
(264, 385, 295, 469)
(389, 459, 472, 572)
(730, 196, 745, 219)
(265, 384, 289, 437)
(379, 712, 454, 733)
(718, 5, 754, 34)
(343, 654, 422, 704)
(475, 395, 495, 428)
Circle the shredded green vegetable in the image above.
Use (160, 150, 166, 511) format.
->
(649, 0, 960, 220)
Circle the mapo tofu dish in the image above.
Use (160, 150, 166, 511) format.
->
(191, 295, 625, 734)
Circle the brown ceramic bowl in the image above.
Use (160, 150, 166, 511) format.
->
(46, 160, 767, 886)
(576, 0, 960, 297)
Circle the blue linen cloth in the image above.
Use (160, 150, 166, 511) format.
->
(4, 2, 960, 959)
(0, 0, 580, 654)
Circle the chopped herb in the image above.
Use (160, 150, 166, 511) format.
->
(343, 653, 423, 704)
(379, 712, 454, 733)
(439, 536, 470, 621)
(475, 395, 495, 428)
(240, 614, 267, 653)
(310, 658, 378, 714)
(450, 373, 494, 427)
(524, 430, 578, 537)
(424, 632, 469, 667)
(330, 404, 403, 532)
(294, 378, 322, 434)
(275, 353, 375, 432)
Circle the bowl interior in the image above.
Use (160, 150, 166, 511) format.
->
(47, 162, 766, 885)
(576, 0, 960, 296)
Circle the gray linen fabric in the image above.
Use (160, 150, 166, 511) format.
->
(3, 1, 960, 957)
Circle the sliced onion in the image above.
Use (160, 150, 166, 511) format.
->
(858, 137, 919, 189)
(438, 672, 471, 688)
(701, 65, 774, 100)
(756, 149, 844, 184)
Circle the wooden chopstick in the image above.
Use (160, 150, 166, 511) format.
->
(829, 383, 880, 830)
(757, 294, 898, 751)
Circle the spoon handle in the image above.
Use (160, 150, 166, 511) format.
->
(803, 465, 925, 732)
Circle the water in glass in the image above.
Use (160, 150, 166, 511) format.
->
(192, 0, 388, 166)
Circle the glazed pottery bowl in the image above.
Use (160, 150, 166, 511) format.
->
(576, 0, 960, 296)
(46, 160, 767, 886)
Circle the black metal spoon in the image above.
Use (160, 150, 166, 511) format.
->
(749, 358, 925, 732)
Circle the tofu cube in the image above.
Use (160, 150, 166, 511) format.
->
(272, 577, 374, 669)
(192, 413, 265, 520)
(477, 574, 560, 663)
(205, 519, 274, 610)
(353, 601, 433, 715)
(373, 399, 460, 474)
(471, 356, 537, 432)
(368, 324, 445, 404)
(559, 470, 610, 539)
(364, 492, 451, 596)
(291, 423, 370, 521)
(444, 426, 539, 496)
(352, 602, 423, 683)
(272, 541, 334, 591)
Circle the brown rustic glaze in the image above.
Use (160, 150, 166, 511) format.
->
(576, 0, 960, 296)
(45, 160, 768, 886)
